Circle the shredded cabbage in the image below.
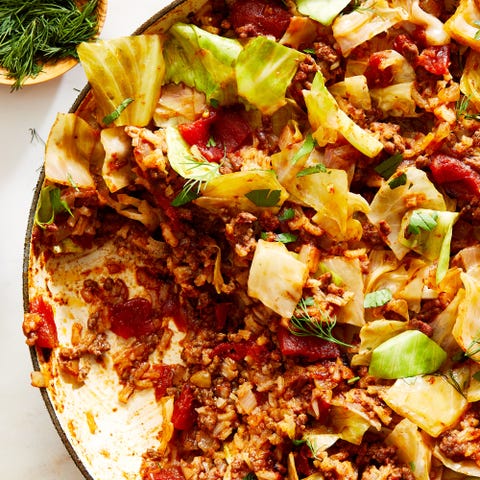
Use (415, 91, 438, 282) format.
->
(295, 0, 351, 26)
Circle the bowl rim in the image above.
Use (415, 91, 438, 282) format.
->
(22, 1, 190, 478)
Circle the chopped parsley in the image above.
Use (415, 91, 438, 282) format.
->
(245, 189, 281, 207)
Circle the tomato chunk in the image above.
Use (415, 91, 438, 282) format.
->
(230, 0, 291, 39)
(430, 154, 480, 199)
(172, 384, 196, 430)
(277, 327, 340, 361)
(110, 297, 154, 339)
(151, 364, 175, 400)
(145, 466, 185, 480)
(28, 296, 58, 349)
(416, 45, 450, 75)
(210, 339, 268, 362)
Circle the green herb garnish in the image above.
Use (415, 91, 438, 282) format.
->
(245, 189, 281, 207)
(407, 209, 438, 235)
(364, 288, 392, 308)
(0, 0, 99, 90)
(261, 232, 298, 243)
(289, 297, 352, 347)
(291, 133, 317, 164)
(102, 98, 134, 125)
(388, 172, 407, 189)
(296, 163, 328, 177)
(279, 208, 295, 221)
(374, 153, 403, 179)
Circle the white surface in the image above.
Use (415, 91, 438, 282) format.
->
(0, 2, 171, 478)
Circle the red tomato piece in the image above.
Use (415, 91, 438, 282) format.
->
(277, 327, 340, 361)
(416, 45, 450, 75)
(364, 51, 395, 88)
(430, 154, 480, 199)
(214, 302, 231, 330)
(230, 0, 291, 39)
(212, 106, 252, 153)
(110, 297, 154, 339)
(29, 296, 58, 349)
(178, 111, 216, 146)
(172, 384, 196, 431)
(210, 339, 267, 362)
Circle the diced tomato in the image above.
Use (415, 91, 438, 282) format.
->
(210, 339, 268, 362)
(178, 106, 253, 163)
(109, 297, 154, 339)
(364, 52, 394, 88)
(162, 294, 188, 332)
(393, 34, 419, 64)
(151, 364, 175, 400)
(178, 110, 217, 146)
(212, 106, 252, 153)
(230, 0, 291, 39)
(277, 327, 341, 361)
(146, 466, 185, 480)
(172, 384, 196, 431)
(416, 45, 450, 75)
(28, 296, 58, 349)
(430, 154, 480, 199)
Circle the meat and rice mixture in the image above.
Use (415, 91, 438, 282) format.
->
(23, 0, 480, 478)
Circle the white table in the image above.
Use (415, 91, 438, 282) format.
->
(0, 1, 171, 477)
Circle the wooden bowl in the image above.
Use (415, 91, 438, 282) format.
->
(0, 0, 108, 88)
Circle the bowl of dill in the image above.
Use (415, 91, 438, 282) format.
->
(0, 0, 107, 90)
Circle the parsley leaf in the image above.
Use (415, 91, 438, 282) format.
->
(407, 210, 438, 235)
(374, 153, 403, 179)
(296, 163, 328, 177)
(245, 189, 281, 207)
(292, 133, 317, 164)
(102, 98, 134, 125)
(388, 173, 407, 189)
(364, 289, 392, 308)
(279, 208, 295, 221)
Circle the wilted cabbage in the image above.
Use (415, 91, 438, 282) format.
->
(77, 35, 165, 127)
(296, 0, 351, 26)
(444, 0, 480, 51)
(248, 239, 308, 318)
(45, 113, 100, 188)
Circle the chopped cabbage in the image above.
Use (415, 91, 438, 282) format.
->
(165, 126, 221, 183)
(329, 75, 372, 110)
(383, 375, 468, 437)
(368, 330, 447, 379)
(332, 0, 408, 56)
(328, 404, 374, 445)
(164, 23, 242, 105)
(351, 319, 408, 366)
(153, 83, 207, 127)
(247, 239, 308, 318)
(194, 170, 289, 214)
(45, 113, 99, 188)
(460, 49, 480, 109)
(100, 127, 133, 193)
(444, 0, 480, 51)
(452, 271, 480, 363)
(370, 82, 417, 117)
(303, 72, 384, 158)
(367, 167, 447, 259)
(236, 36, 305, 115)
(279, 16, 317, 49)
(295, 0, 351, 26)
(320, 256, 365, 326)
(77, 35, 165, 127)
(433, 444, 480, 477)
(386, 418, 431, 480)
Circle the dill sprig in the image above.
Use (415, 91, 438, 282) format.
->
(0, 0, 99, 90)
(289, 297, 352, 347)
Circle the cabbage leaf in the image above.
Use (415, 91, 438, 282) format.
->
(45, 113, 99, 188)
(236, 36, 305, 115)
(295, 0, 350, 26)
(164, 23, 242, 105)
(248, 239, 308, 318)
(303, 72, 384, 158)
(77, 35, 165, 127)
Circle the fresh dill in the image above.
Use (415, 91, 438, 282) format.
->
(289, 297, 352, 347)
(0, 0, 99, 90)
(456, 95, 480, 122)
